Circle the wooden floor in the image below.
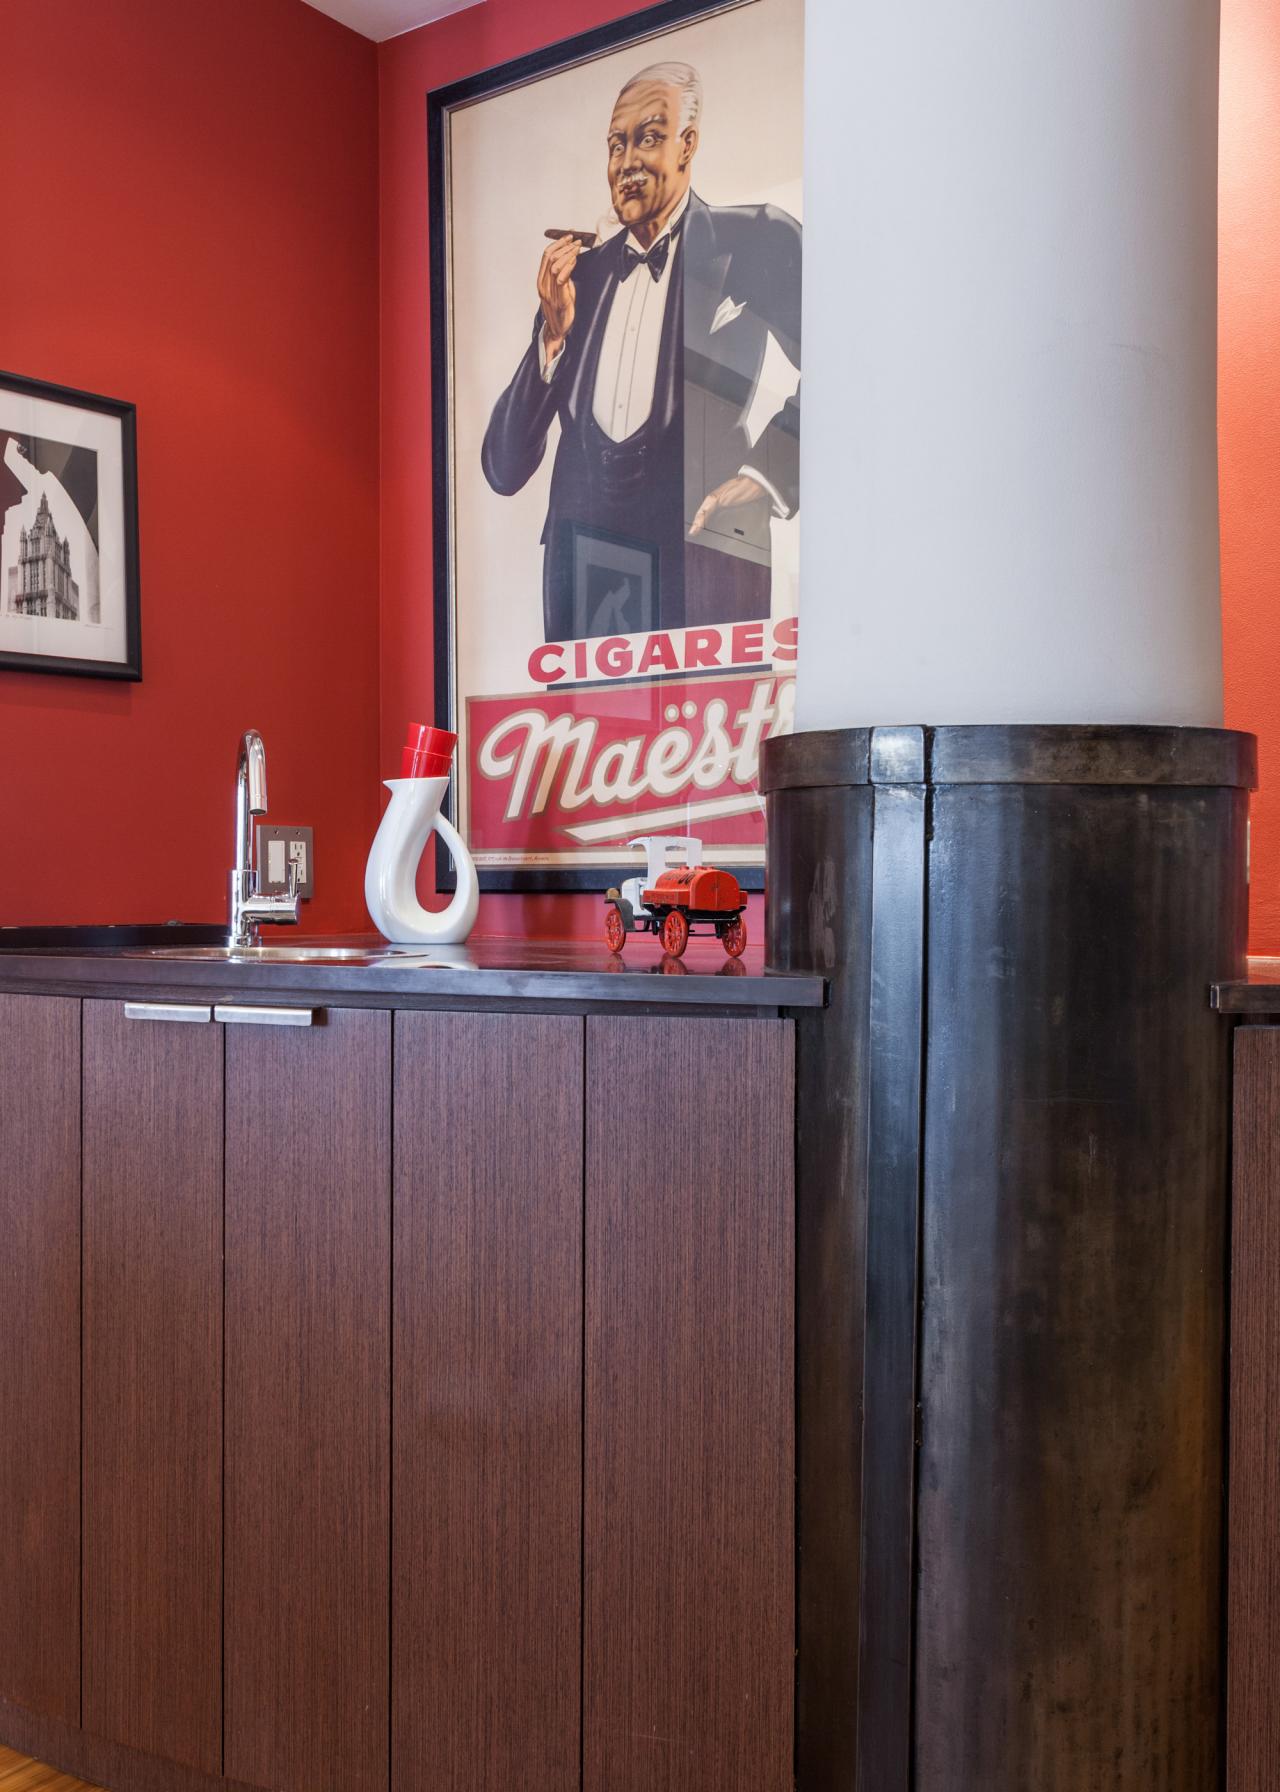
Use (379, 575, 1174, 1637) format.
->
(0, 1747, 104, 1791)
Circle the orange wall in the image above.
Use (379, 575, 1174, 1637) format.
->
(1222, 0, 1280, 954)
(0, 0, 380, 932)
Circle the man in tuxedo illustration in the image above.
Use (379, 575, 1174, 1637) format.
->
(481, 60, 801, 643)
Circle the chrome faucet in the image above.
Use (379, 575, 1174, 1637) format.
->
(229, 730, 301, 947)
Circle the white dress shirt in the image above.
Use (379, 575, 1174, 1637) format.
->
(591, 192, 688, 441)
(539, 189, 787, 515)
(540, 191, 689, 442)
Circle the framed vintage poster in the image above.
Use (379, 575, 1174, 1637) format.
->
(428, 0, 802, 890)
(0, 371, 141, 681)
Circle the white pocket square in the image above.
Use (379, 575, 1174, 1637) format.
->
(710, 296, 746, 334)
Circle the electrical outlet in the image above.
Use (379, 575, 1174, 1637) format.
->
(257, 825, 315, 899)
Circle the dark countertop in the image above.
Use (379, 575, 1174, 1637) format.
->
(0, 922, 229, 950)
(1212, 958, 1280, 1016)
(0, 928, 825, 1014)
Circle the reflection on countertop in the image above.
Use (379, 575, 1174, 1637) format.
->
(0, 928, 826, 1011)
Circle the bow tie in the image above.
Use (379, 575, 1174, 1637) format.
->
(622, 230, 676, 282)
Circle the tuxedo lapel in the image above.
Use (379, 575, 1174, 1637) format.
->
(681, 194, 732, 352)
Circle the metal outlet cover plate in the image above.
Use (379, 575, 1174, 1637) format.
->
(257, 825, 315, 898)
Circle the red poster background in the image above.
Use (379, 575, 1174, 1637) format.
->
(467, 669, 794, 865)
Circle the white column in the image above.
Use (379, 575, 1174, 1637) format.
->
(796, 0, 1223, 730)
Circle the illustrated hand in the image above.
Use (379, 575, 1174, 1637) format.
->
(689, 475, 768, 538)
(538, 235, 582, 362)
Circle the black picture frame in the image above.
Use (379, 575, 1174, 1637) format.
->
(427, 0, 771, 894)
(0, 369, 141, 682)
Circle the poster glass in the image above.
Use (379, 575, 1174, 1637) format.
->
(431, 0, 803, 886)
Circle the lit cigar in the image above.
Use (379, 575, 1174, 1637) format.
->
(543, 228, 598, 247)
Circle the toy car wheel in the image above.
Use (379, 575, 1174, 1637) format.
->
(661, 909, 690, 957)
(722, 912, 747, 958)
(604, 904, 627, 953)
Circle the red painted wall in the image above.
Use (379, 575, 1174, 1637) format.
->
(1222, 0, 1280, 955)
(0, 0, 379, 932)
(5, 0, 1275, 946)
(379, 0, 646, 940)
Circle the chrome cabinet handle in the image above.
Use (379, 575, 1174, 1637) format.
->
(213, 1004, 316, 1027)
(124, 1002, 213, 1024)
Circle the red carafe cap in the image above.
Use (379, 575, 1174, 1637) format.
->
(401, 722, 457, 779)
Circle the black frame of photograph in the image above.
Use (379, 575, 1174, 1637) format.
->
(427, 0, 767, 894)
(0, 369, 141, 683)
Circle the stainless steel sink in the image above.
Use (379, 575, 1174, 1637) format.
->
(132, 945, 368, 961)
(123, 944, 446, 967)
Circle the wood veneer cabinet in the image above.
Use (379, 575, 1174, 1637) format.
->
(223, 1008, 391, 1792)
(0, 992, 796, 1792)
(586, 1018, 795, 1792)
(392, 1011, 583, 1792)
(0, 996, 80, 1730)
(1228, 1024, 1280, 1792)
(82, 1000, 223, 1772)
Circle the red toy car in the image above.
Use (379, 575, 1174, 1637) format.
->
(604, 835, 748, 959)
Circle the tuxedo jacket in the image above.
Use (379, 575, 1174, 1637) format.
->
(481, 192, 802, 627)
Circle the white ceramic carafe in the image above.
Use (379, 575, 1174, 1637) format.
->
(364, 777, 479, 945)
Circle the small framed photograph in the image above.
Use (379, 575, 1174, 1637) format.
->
(0, 370, 141, 681)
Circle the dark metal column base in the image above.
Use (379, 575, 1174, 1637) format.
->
(761, 724, 1255, 1792)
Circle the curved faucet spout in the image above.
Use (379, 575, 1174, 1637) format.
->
(236, 730, 268, 886)
(230, 730, 299, 948)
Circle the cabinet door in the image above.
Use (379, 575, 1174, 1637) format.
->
(224, 1007, 391, 1792)
(585, 1016, 795, 1792)
(393, 1012, 583, 1792)
(82, 1000, 223, 1772)
(0, 995, 80, 1726)
(1229, 1025, 1280, 1792)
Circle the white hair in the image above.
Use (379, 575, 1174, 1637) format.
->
(620, 61, 703, 133)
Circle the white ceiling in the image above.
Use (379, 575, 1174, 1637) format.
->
(303, 0, 484, 43)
